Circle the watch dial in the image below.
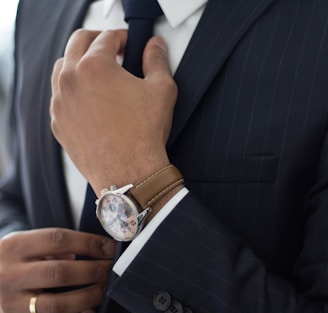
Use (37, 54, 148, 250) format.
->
(98, 193, 138, 241)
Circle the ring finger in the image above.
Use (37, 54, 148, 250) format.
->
(7, 260, 111, 291)
(35, 285, 104, 313)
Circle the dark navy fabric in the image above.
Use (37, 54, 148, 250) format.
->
(79, 184, 107, 236)
(122, 0, 163, 77)
(2, 0, 328, 312)
(80, 0, 163, 234)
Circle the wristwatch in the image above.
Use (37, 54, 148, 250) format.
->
(95, 164, 184, 241)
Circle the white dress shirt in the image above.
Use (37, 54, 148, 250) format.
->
(62, 0, 207, 275)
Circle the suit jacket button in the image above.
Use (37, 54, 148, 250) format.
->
(153, 290, 172, 311)
(165, 300, 184, 313)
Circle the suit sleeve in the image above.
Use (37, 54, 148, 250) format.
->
(0, 99, 30, 238)
(105, 139, 328, 312)
(0, 37, 30, 238)
(0, 196, 29, 238)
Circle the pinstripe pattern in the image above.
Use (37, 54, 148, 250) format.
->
(111, 0, 328, 311)
(2, 0, 328, 312)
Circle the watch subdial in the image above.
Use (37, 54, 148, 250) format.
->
(99, 194, 138, 240)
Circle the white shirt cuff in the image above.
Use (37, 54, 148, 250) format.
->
(113, 187, 189, 276)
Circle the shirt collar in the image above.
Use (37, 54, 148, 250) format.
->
(103, 0, 207, 28)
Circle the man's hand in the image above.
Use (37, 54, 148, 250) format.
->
(0, 228, 115, 313)
(50, 29, 178, 196)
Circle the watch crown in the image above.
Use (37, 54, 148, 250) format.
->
(110, 185, 117, 191)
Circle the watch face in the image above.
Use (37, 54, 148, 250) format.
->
(96, 192, 139, 241)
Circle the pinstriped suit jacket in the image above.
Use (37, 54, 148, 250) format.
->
(1, 0, 328, 312)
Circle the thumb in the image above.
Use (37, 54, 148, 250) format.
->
(142, 36, 172, 79)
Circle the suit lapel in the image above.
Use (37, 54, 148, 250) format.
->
(46, 0, 92, 225)
(32, 0, 91, 226)
(22, 0, 275, 225)
(168, 0, 275, 147)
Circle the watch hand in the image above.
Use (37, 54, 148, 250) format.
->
(107, 216, 118, 227)
(119, 218, 128, 230)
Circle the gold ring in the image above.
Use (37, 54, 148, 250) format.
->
(29, 296, 38, 313)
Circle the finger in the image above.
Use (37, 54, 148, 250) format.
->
(51, 58, 64, 96)
(0, 229, 115, 262)
(15, 284, 104, 313)
(40, 284, 105, 313)
(64, 29, 101, 62)
(9, 260, 111, 290)
(142, 36, 172, 80)
(82, 29, 128, 62)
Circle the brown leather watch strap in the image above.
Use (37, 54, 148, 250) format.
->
(129, 164, 184, 209)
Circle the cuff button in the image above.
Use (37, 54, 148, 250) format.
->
(165, 300, 183, 313)
(153, 290, 172, 311)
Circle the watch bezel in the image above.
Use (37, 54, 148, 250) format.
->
(96, 190, 141, 241)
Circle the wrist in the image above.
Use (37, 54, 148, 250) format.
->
(95, 164, 184, 241)
(92, 154, 170, 198)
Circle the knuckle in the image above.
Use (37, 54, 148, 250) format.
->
(47, 263, 68, 284)
(47, 229, 69, 250)
(52, 58, 63, 76)
(57, 68, 76, 94)
(77, 56, 93, 73)
(100, 29, 117, 42)
(49, 98, 60, 137)
(77, 54, 102, 78)
(71, 28, 90, 41)
(72, 28, 86, 36)
(105, 29, 119, 41)
(50, 117, 59, 138)
(0, 232, 21, 256)
(94, 262, 107, 282)
(50, 96, 59, 116)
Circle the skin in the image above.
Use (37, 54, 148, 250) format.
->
(0, 228, 115, 313)
(0, 28, 179, 313)
(50, 29, 178, 199)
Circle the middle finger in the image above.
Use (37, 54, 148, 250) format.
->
(6, 260, 111, 291)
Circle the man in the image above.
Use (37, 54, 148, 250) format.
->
(1, 0, 328, 312)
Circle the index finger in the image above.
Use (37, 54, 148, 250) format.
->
(64, 29, 101, 62)
(82, 29, 128, 62)
(0, 228, 115, 262)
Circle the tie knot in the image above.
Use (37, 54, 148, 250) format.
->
(123, 0, 163, 21)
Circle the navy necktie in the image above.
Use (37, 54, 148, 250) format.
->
(122, 0, 163, 77)
(81, 1, 164, 312)
(79, 0, 163, 235)
(79, 184, 108, 235)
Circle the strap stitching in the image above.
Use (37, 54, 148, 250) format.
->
(146, 179, 185, 207)
(135, 164, 174, 189)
